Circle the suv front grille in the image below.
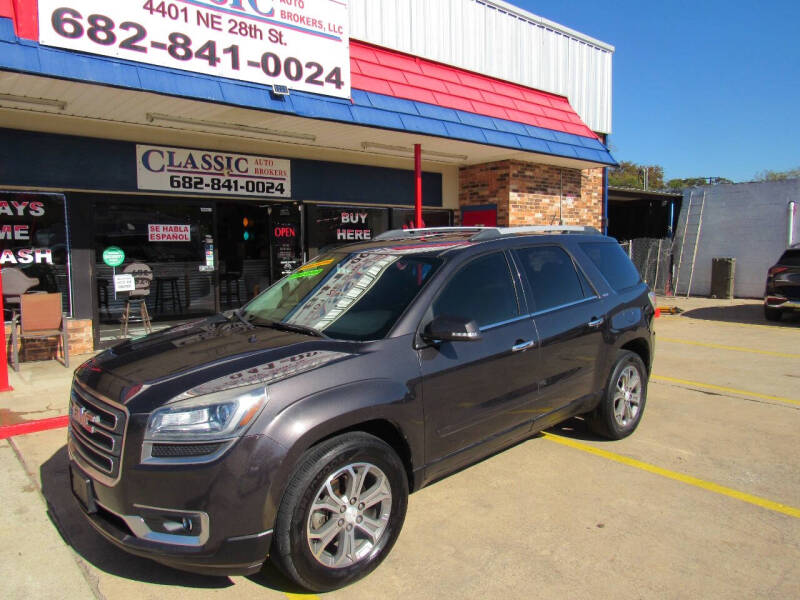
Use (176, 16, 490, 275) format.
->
(69, 381, 127, 481)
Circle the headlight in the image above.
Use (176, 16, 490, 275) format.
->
(145, 387, 268, 442)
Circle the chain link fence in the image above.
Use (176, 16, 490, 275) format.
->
(620, 238, 675, 295)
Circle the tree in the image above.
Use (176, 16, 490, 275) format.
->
(608, 161, 665, 190)
(753, 166, 800, 182)
(666, 176, 733, 190)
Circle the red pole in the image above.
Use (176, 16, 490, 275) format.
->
(414, 143, 423, 228)
(0, 271, 14, 391)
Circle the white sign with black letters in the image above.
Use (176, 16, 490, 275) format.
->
(38, 0, 350, 98)
(114, 274, 136, 292)
(136, 144, 291, 197)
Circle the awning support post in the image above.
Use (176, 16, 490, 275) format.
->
(414, 143, 423, 228)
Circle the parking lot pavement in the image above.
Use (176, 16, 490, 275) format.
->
(2, 300, 799, 599)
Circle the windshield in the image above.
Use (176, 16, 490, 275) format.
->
(242, 252, 441, 341)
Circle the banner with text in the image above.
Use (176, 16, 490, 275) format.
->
(136, 144, 291, 197)
(38, 0, 350, 98)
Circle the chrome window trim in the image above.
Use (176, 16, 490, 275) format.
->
(478, 295, 600, 332)
(480, 296, 600, 331)
(530, 295, 600, 317)
(478, 313, 533, 332)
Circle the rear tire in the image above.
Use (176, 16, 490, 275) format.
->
(270, 432, 408, 592)
(588, 350, 648, 440)
(764, 305, 783, 322)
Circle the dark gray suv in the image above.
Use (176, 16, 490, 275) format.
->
(68, 226, 656, 591)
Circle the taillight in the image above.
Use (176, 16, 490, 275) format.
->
(647, 291, 657, 309)
(647, 291, 659, 318)
(768, 266, 789, 278)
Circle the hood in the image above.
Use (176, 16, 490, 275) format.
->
(75, 315, 357, 410)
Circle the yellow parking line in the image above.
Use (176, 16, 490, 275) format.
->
(658, 337, 800, 359)
(285, 593, 320, 600)
(651, 375, 800, 407)
(659, 314, 799, 332)
(543, 433, 800, 519)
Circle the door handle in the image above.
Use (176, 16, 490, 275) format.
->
(587, 317, 605, 328)
(512, 340, 535, 352)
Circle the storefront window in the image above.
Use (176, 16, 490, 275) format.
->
(93, 199, 215, 327)
(306, 204, 389, 258)
(216, 202, 302, 308)
(0, 192, 71, 317)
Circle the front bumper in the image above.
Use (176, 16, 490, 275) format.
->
(68, 427, 286, 576)
(765, 296, 800, 310)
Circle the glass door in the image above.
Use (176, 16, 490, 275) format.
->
(268, 203, 303, 281)
(94, 198, 215, 341)
(217, 202, 269, 309)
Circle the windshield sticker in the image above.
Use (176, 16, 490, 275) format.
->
(288, 268, 324, 280)
(287, 254, 398, 330)
(299, 258, 335, 271)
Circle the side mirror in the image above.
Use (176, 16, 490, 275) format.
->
(422, 315, 482, 343)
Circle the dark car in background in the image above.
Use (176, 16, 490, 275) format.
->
(68, 226, 656, 592)
(764, 244, 800, 321)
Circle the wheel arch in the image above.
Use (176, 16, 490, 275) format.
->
(261, 380, 423, 529)
(314, 419, 416, 493)
(620, 337, 651, 373)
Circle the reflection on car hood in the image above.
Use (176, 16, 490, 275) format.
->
(76, 315, 357, 407)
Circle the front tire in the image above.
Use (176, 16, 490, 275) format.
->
(588, 350, 648, 440)
(764, 305, 783, 322)
(271, 432, 408, 592)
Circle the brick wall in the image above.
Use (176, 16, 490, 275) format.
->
(6, 318, 93, 364)
(457, 161, 511, 225)
(458, 161, 604, 229)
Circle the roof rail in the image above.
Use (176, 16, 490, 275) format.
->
(373, 227, 488, 241)
(471, 225, 600, 240)
(373, 225, 601, 243)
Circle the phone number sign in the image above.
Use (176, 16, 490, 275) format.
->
(136, 144, 291, 197)
(38, 0, 351, 98)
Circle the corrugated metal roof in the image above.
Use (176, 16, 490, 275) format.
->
(348, 0, 613, 134)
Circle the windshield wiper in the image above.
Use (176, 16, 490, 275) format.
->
(230, 309, 255, 329)
(252, 318, 327, 338)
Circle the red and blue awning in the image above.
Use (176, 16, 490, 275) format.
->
(0, 2, 614, 166)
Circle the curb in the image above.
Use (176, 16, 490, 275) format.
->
(0, 415, 69, 440)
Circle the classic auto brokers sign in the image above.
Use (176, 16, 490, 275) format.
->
(38, 0, 350, 98)
(136, 144, 291, 197)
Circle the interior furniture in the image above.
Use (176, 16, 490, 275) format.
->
(11, 292, 68, 371)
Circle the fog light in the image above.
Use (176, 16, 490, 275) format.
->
(162, 520, 186, 533)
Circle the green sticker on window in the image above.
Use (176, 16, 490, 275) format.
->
(288, 268, 323, 280)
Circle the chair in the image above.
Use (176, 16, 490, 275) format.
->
(2, 267, 40, 320)
(11, 292, 68, 371)
(120, 263, 153, 337)
(153, 276, 182, 314)
(220, 257, 243, 307)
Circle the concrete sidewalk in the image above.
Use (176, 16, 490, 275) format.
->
(0, 437, 96, 598)
(0, 353, 92, 428)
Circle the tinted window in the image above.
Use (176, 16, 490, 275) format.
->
(515, 246, 588, 312)
(433, 253, 518, 327)
(778, 249, 800, 266)
(581, 242, 642, 292)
